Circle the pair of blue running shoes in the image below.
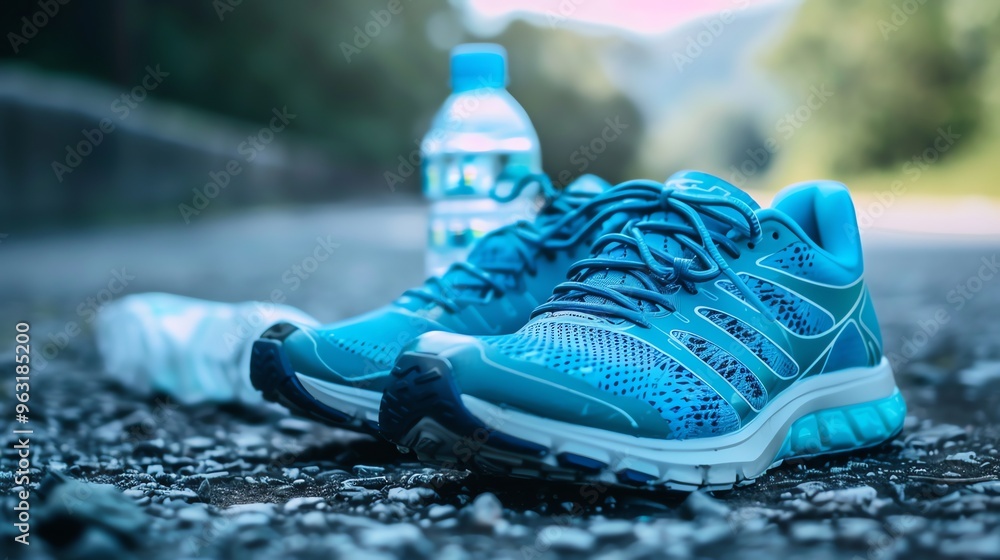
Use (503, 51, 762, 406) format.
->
(249, 170, 905, 491)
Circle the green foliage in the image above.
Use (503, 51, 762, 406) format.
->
(499, 22, 644, 186)
(766, 0, 985, 173)
(0, 0, 641, 191)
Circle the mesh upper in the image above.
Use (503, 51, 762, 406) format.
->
(484, 322, 740, 439)
(323, 332, 399, 370)
(671, 331, 767, 410)
(718, 275, 834, 335)
(759, 242, 846, 284)
(699, 309, 798, 379)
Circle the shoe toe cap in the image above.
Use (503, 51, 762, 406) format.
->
(398, 332, 672, 438)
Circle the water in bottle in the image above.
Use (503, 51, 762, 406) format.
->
(421, 43, 542, 278)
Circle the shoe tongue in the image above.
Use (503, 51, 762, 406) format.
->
(573, 171, 760, 315)
(579, 214, 675, 313)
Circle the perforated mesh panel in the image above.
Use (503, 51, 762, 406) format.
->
(759, 242, 847, 284)
(718, 275, 834, 335)
(699, 309, 798, 379)
(484, 322, 740, 439)
(671, 331, 767, 409)
(324, 334, 398, 370)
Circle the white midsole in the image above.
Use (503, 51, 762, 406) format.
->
(460, 358, 898, 484)
(295, 372, 383, 423)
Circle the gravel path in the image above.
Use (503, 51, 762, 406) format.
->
(2, 203, 1000, 559)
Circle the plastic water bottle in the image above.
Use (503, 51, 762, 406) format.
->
(96, 293, 319, 405)
(421, 43, 542, 278)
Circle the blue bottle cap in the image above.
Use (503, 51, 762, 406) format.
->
(450, 43, 507, 92)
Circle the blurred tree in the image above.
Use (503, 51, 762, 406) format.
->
(766, 0, 982, 173)
(0, 0, 641, 195)
(946, 0, 1000, 117)
(498, 21, 644, 186)
(637, 97, 768, 186)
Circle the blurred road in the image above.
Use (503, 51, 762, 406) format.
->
(2, 202, 1000, 559)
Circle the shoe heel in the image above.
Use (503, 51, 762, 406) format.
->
(775, 389, 906, 462)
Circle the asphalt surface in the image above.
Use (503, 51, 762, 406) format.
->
(2, 202, 1000, 559)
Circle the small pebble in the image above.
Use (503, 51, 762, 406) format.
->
(471, 493, 503, 527)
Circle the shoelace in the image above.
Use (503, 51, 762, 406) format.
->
(403, 175, 668, 313)
(533, 180, 774, 327)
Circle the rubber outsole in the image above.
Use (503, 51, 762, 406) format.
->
(378, 352, 548, 465)
(379, 352, 663, 487)
(378, 351, 906, 491)
(249, 323, 380, 436)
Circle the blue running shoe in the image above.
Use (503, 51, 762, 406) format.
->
(379, 171, 905, 490)
(249, 175, 666, 434)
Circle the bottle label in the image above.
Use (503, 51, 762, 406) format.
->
(423, 151, 539, 277)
